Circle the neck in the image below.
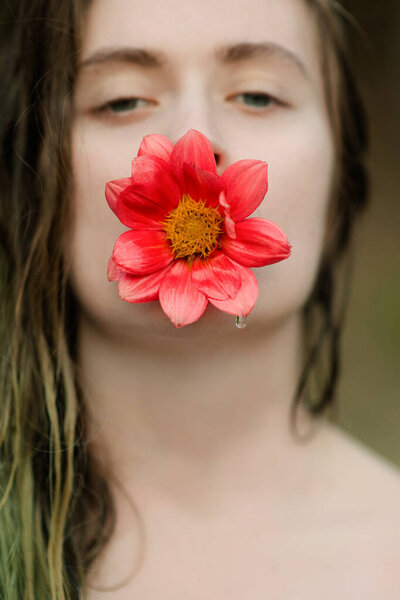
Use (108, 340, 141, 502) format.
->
(78, 312, 316, 508)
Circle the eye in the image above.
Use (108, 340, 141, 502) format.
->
(95, 97, 153, 115)
(230, 92, 279, 110)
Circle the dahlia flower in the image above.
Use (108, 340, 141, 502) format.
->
(106, 129, 291, 328)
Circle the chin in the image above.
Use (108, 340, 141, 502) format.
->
(99, 300, 246, 345)
(75, 274, 303, 356)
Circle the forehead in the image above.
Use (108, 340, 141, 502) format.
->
(80, 0, 321, 79)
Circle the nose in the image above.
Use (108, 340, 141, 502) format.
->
(166, 78, 228, 173)
(213, 151, 222, 169)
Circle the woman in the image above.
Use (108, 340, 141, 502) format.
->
(1, 0, 399, 598)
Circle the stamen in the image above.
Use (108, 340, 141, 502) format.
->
(162, 194, 223, 261)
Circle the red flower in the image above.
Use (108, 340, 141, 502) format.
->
(106, 129, 291, 328)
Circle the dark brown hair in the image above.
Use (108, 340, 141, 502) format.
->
(0, 0, 368, 597)
(290, 0, 369, 437)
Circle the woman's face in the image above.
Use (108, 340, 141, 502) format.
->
(70, 0, 334, 342)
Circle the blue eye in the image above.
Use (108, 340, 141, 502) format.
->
(97, 97, 151, 114)
(95, 92, 278, 117)
(233, 92, 277, 109)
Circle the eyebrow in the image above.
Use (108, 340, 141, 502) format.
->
(78, 41, 309, 78)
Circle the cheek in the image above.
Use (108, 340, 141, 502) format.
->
(68, 108, 335, 336)
(245, 109, 335, 323)
(68, 120, 155, 333)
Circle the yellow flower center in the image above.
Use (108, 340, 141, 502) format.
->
(162, 194, 223, 261)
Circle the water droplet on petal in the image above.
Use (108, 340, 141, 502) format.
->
(235, 315, 247, 329)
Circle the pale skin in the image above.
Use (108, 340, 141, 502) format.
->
(70, 0, 400, 597)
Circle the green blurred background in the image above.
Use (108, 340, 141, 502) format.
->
(330, 1, 400, 467)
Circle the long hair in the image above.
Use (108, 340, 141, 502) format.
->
(0, 0, 369, 597)
(0, 1, 114, 598)
(290, 0, 369, 437)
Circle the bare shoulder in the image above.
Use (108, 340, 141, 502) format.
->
(315, 421, 400, 597)
(322, 421, 400, 502)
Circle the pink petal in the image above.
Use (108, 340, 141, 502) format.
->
(221, 218, 292, 267)
(113, 230, 174, 275)
(209, 262, 259, 317)
(224, 214, 236, 239)
(191, 251, 242, 300)
(118, 264, 172, 303)
(137, 134, 174, 162)
(159, 259, 208, 327)
(221, 160, 268, 222)
(107, 255, 123, 281)
(130, 155, 181, 211)
(170, 129, 217, 187)
(105, 177, 132, 215)
(116, 185, 170, 230)
(218, 190, 230, 211)
(180, 162, 222, 208)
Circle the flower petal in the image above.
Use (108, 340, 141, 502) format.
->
(170, 129, 217, 186)
(118, 264, 172, 302)
(191, 251, 242, 300)
(221, 160, 268, 222)
(137, 134, 174, 162)
(107, 255, 122, 281)
(159, 259, 208, 327)
(224, 214, 236, 239)
(130, 155, 181, 212)
(105, 177, 132, 215)
(113, 230, 173, 275)
(209, 262, 258, 317)
(116, 185, 170, 230)
(181, 162, 222, 208)
(221, 218, 292, 267)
